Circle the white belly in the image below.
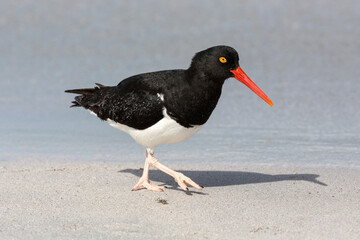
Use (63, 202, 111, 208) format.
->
(106, 109, 203, 149)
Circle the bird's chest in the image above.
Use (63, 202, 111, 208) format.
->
(165, 84, 222, 126)
(184, 89, 219, 113)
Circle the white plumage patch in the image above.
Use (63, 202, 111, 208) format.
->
(157, 93, 164, 102)
(106, 107, 203, 149)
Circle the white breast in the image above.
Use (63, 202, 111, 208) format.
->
(106, 108, 203, 149)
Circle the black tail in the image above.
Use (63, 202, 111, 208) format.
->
(65, 83, 106, 95)
(65, 83, 106, 107)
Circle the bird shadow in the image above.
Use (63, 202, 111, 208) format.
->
(119, 168, 327, 195)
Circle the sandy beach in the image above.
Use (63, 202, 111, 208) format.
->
(1, 0, 360, 239)
(1, 161, 359, 239)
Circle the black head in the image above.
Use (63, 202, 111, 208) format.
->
(188, 45, 240, 80)
(188, 45, 273, 106)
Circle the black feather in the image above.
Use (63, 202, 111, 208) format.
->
(95, 83, 106, 88)
(65, 88, 98, 95)
(65, 82, 164, 129)
(65, 46, 241, 130)
(70, 101, 80, 107)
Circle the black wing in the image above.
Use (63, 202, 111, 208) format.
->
(65, 79, 164, 130)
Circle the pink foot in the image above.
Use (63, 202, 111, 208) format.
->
(132, 177, 165, 192)
(172, 171, 203, 191)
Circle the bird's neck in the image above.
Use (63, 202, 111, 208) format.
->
(185, 67, 226, 88)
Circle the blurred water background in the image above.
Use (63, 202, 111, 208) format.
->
(1, 0, 359, 168)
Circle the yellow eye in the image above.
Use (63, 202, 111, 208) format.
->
(219, 57, 227, 63)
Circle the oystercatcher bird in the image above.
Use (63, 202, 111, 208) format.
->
(65, 46, 273, 192)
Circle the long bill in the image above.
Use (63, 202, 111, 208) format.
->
(231, 67, 273, 106)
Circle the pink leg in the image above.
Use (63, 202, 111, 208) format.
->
(132, 150, 165, 192)
(146, 149, 203, 191)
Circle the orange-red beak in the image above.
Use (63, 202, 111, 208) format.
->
(231, 67, 273, 106)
